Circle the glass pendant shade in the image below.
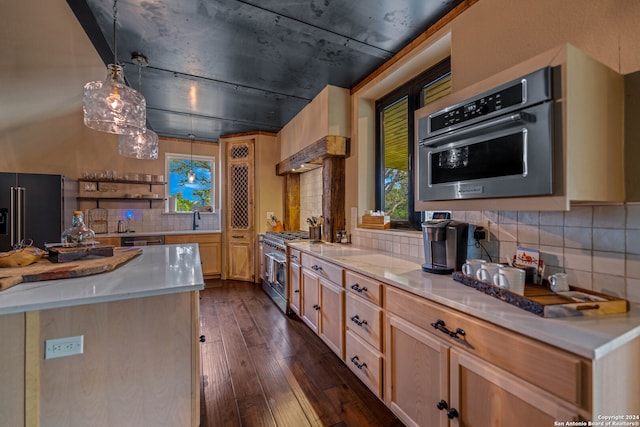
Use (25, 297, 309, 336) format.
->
(187, 169, 196, 183)
(118, 127, 159, 159)
(83, 64, 146, 135)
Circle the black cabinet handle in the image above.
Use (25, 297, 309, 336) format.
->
(436, 400, 448, 410)
(430, 319, 466, 340)
(350, 283, 368, 293)
(447, 408, 459, 419)
(311, 265, 323, 272)
(199, 335, 206, 343)
(350, 355, 367, 370)
(350, 315, 368, 327)
(313, 304, 320, 310)
(289, 255, 298, 261)
(293, 289, 300, 293)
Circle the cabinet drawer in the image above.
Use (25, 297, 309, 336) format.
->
(345, 270, 382, 306)
(165, 233, 221, 244)
(346, 293, 382, 351)
(385, 286, 591, 410)
(288, 248, 301, 264)
(346, 331, 383, 398)
(302, 254, 343, 286)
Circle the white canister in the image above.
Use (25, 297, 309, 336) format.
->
(168, 196, 176, 213)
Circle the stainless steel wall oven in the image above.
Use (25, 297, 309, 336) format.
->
(417, 66, 555, 201)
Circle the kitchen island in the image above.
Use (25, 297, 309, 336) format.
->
(0, 244, 204, 427)
(289, 241, 640, 425)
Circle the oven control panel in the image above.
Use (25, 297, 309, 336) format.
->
(430, 82, 524, 132)
(422, 66, 552, 138)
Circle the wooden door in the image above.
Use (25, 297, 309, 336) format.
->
(289, 262, 301, 315)
(224, 139, 255, 281)
(386, 314, 450, 427)
(301, 268, 319, 333)
(449, 349, 581, 426)
(318, 278, 344, 359)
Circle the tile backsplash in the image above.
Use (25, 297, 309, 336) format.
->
(90, 209, 220, 234)
(351, 204, 640, 303)
(299, 168, 323, 230)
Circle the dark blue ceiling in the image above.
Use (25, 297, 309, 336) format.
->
(68, 0, 463, 142)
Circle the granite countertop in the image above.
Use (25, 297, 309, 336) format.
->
(98, 230, 221, 238)
(0, 244, 204, 315)
(289, 241, 640, 360)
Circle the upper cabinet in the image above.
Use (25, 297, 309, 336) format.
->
(414, 44, 625, 211)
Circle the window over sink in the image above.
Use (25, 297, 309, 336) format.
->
(165, 153, 215, 212)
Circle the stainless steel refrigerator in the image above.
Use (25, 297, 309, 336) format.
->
(0, 173, 78, 251)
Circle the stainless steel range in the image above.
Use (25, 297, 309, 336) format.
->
(260, 231, 309, 314)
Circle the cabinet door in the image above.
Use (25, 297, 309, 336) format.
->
(386, 314, 449, 427)
(301, 268, 320, 333)
(199, 242, 221, 276)
(319, 278, 344, 359)
(227, 233, 253, 281)
(449, 349, 581, 426)
(289, 263, 301, 315)
(224, 139, 255, 282)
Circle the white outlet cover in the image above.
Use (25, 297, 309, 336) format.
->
(45, 335, 84, 359)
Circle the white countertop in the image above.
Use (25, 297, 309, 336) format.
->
(0, 244, 204, 315)
(289, 241, 640, 360)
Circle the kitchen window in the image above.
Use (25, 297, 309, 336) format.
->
(375, 58, 451, 229)
(165, 153, 215, 212)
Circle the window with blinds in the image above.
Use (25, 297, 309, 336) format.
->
(375, 58, 451, 230)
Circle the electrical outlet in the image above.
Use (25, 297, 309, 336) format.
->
(266, 211, 274, 220)
(45, 335, 84, 359)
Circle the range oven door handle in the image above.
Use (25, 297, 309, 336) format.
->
(420, 112, 531, 149)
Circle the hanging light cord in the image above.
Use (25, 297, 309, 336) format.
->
(112, 0, 118, 66)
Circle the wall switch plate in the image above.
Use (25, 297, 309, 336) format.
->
(45, 335, 84, 359)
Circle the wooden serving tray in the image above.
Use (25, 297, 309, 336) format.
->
(452, 272, 629, 318)
(48, 244, 115, 263)
(0, 247, 142, 292)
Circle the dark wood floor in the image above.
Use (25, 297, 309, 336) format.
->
(199, 279, 403, 427)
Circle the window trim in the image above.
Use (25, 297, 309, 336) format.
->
(374, 57, 451, 230)
(165, 152, 216, 213)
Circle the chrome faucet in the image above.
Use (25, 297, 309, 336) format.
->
(193, 210, 201, 230)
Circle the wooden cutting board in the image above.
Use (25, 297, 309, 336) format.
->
(0, 247, 142, 291)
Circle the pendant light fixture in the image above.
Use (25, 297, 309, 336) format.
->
(187, 132, 196, 184)
(118, 53, 158, 159)
(83, 0, 146, 135)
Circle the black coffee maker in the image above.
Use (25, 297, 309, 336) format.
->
(421, 220, 469, 274)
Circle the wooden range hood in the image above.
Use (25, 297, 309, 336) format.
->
(276, 135, 350, 242)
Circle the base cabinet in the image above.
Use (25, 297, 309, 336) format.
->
(387, 314, 449, 427)
(450, 350, 580, 426)
(300, 254, 344, 359)
(288, 249, 301, 315)
(165, 233, 221, 278)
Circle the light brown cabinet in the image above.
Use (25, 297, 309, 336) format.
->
(344, 270, 384, 398)
(300, 253, 344, 359)
(385, 286, 586, 426)
(96, 236, 121, 247)
(288, 248, 302, 315)
(165, 233, 221, 278)
(289, 247, 640, 424)
(0, 292, 201, 427)
(223, 138, 255, 282)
